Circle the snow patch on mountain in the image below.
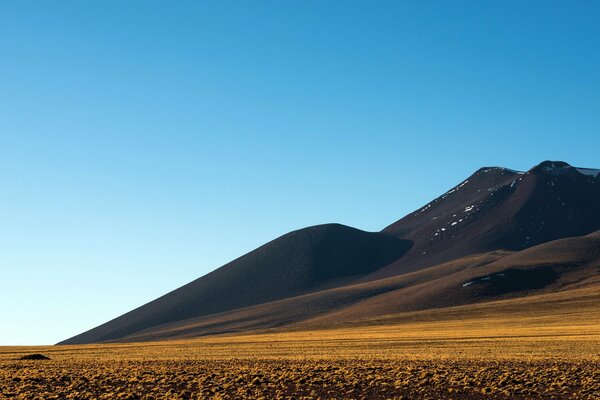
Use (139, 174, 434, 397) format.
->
(575, 168, 600, 178)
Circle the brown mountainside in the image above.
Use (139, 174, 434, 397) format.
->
(60, 161, 600, 344)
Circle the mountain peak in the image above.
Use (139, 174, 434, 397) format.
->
(474, 166, 525, 176)
(529, 160, 572, 175)
(526, 160, 600, 179)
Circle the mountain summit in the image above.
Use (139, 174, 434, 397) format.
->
(376, 160, 600, 276)
(60, 161, 600, 344)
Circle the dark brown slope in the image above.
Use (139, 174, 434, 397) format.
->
(372, 161, 600, 278)
(60, 224, 411, 344)
(111, 231, 600, 342)
(308, 229, 600, 325)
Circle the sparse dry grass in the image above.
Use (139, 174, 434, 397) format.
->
(2, 357, 599, 400)
(2, 288, 599, 399)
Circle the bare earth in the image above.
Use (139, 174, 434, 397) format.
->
(2, 287, 600, 399)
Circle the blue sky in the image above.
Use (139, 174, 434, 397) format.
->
(1, 1, 599, 345)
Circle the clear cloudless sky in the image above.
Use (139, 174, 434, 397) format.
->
(1, 1, 599, 345)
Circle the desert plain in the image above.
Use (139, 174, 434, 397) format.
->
(2, 287, 599, 400)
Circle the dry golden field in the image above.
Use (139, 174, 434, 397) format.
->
(2, 288, 599, 399)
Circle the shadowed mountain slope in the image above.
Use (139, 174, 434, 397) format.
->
(60, 224, 411, 344)
(306, 230, 600, 325)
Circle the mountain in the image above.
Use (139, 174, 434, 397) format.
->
(373, 160, 600, 278)
(82, 230, 600, 343)
(62, 224, 411, 344)
(60, 161, 600, 344)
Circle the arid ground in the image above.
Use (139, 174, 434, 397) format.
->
(2, 288, 599, 400)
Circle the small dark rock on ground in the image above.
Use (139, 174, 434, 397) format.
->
(18, 354, 50, 360)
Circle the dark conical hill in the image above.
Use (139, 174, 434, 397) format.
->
(60, 224, 411, 344)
